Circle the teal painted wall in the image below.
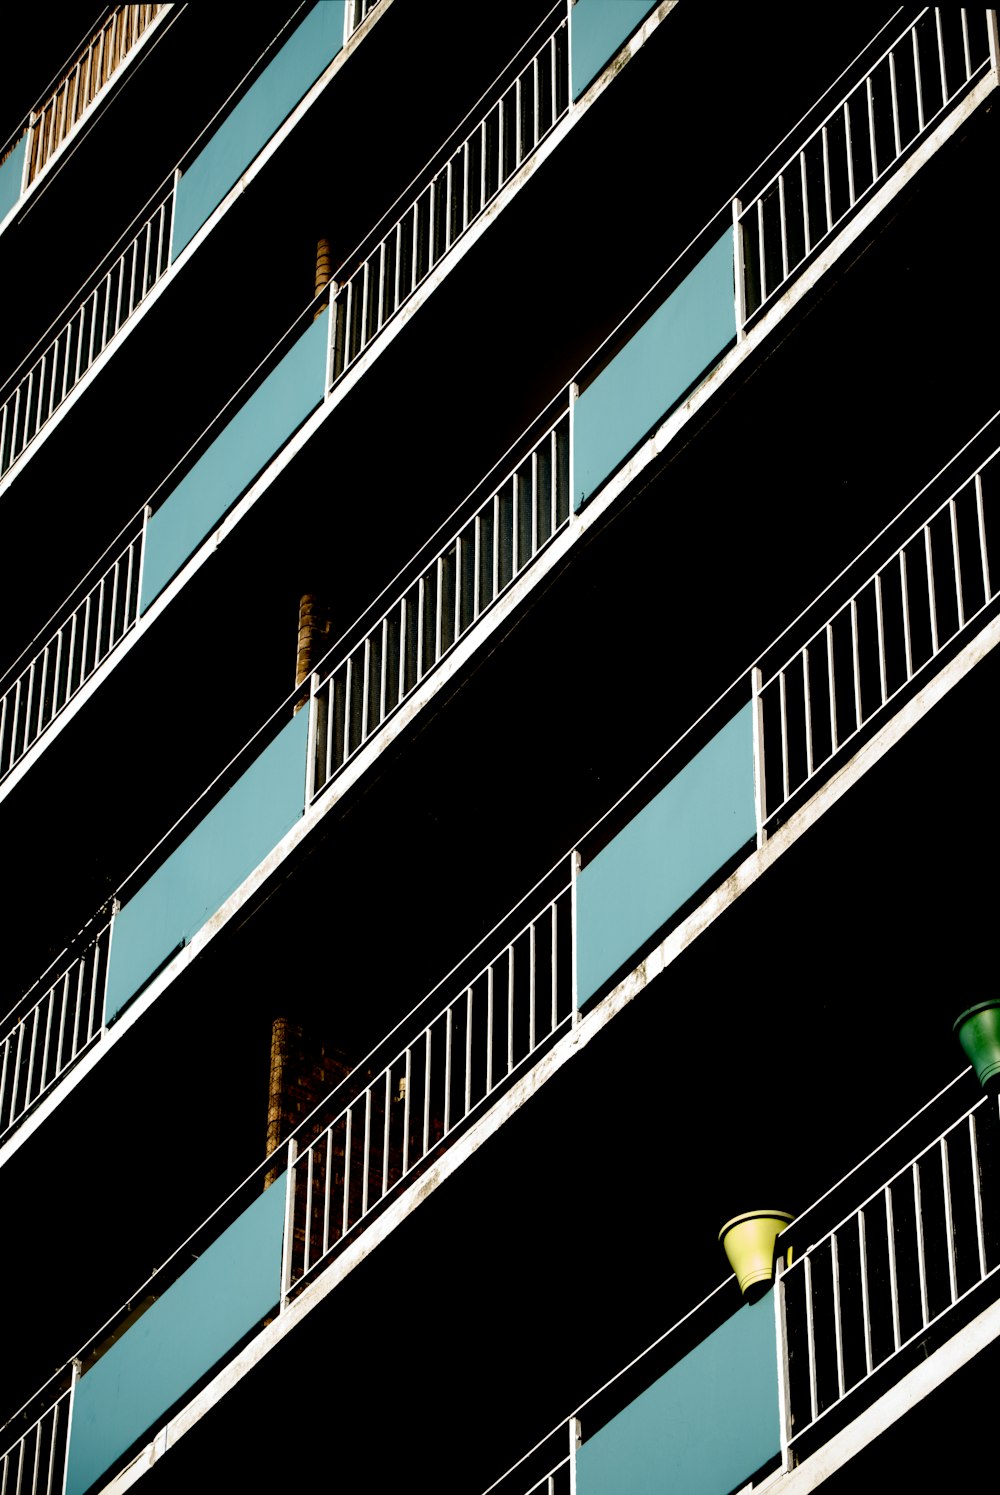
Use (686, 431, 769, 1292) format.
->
(576, 705, 755, 1005)
(577, 1296, 779, 1495)
(573, 230, 735, 511)
(571, 0, 655, 99)
(0, 134, 26, 222)
(172, 1, 346, 254)
(65, 1177, 286, 1495)
(104, 709, 309, 1021)
(140, 312, 328, 610)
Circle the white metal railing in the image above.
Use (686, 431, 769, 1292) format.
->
(737, 8, 992, 324)
(0, 876, 573, 1482)
(0, 918, 111, 1143)
(0, 1386, 72, 1495)
(758, 443, 1000, 826)
(346, 0, 382, 37)
(312, 409, 570, 795)
(23, 7, 167, 188)
(0, 181, 174, 479)
(331, 10, 568, 380)
(285, 882, 572, 1291)
(778, 1089, 1000, 1453)
(0, 519, 143, 784)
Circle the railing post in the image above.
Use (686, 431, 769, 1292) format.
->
(773, 1256, 793, 1473)
(325, 283, 340, 392)
(568, 382, 578, 516)
(732, 197, 748, 340)
(100, 900, 120, 1033)
(279, 1136, 298, 1309)
(751, 667, 767, 848)
(568, 1416, 582, 1495)
(60, 1361, 81, 1495)
(570, 849, 580, 1024)
(20, 116, 34, 198)
(988, 11, 1000, 76)
(304, 670, 320, 806)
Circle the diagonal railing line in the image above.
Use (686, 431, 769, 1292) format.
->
(0, 6, 169, 190)
(737, 8, 992, 323)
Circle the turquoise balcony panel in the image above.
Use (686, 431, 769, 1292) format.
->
(576, 704, 754, 1006)
(65, 1177, 286, 1495)
(104, 708, 309, 1021)
(0, 134, 26, 222)
(577, 1296, 779, 1495)
(140, 312, 328, 611)
(172, 1, 347, 254)
(571, 0, 656, 100)
(573, 230, 735, 511)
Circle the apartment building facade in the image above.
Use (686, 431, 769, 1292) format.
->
(2, 4, 999, 1493)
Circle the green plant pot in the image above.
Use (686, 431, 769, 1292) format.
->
(719, 1210, 795, 1301)
(954, 1001, 1000, 1091)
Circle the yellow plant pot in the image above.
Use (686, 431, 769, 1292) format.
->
(719, 1210, 795, 1299)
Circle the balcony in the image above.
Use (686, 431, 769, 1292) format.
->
(484, 1069, 1000, 1495)
(0, 6, 171, 233)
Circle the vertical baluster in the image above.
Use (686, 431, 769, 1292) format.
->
(844, 100, 856, 208)
(969, 1109, 988, 1280)
(422, 1025, 432, 1156)
(900, 549, 913, 678)
(961, 8, 973, 81)
(507, 941, 515, 1074)
(822, 124, 834, 233)
(359, 637, 371, 744)
(924, 524, 939, 654)
(303, 1143, 314, 1274)
(771, 171, 789, 282)
(913, 1161, 929, 1327)
(831, 1232, 846, 1399)
(875, 571, 888, 705)
(935, 8, 949, 102)
(975, 471, 992, 599)
(889, 47, 903, 159)
(342, 1107, 352, 1235)
(799, 148, 811, 255)
(550, 898, 559, 1031)
(949, 496, 966, 629)
(485, 966, 494, 1094)
(778, 669, 790, 802)
(322, 1127, 333, 1257)
(23, 1006, 40, 1113)
(528, 918, 537, 1053)
(866, 74, 878, 184)
(464, 985, 474, 1118)
(941, 1133, 958, 1306)
(886, 1184, 901, 1351)
(381, 1068, 391, 1199)
(402, 1046, 412, 1175)
(850, 597, 862, 731)
(756, 196, 767, 303)
(912, 22, 926, 132)
(443, 1002, 453, 1133)
(361, 1087, 372, 1216)
(858, 1207, 873, 1375)
(802, 646, 814, 776)
(804, 1253, 819, 1425)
